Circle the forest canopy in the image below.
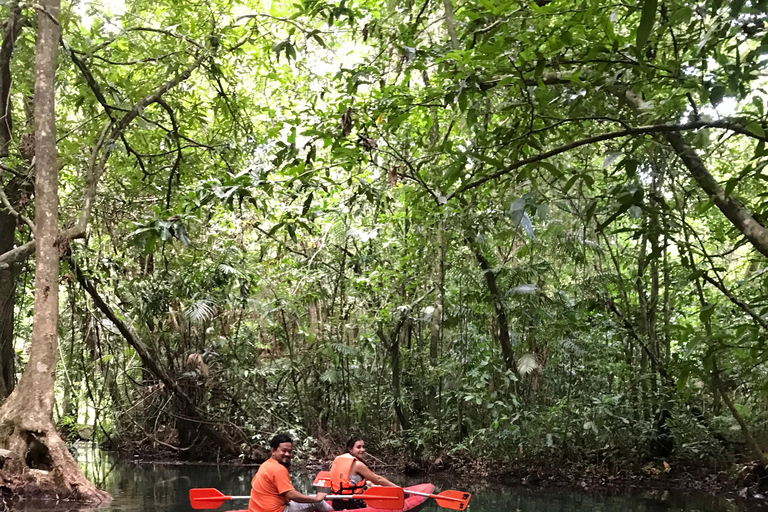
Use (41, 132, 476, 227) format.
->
(1, 0, 768, 489)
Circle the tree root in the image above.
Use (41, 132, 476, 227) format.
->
(0, 421, 111, 506)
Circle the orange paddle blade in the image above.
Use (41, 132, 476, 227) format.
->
(434, 491, 471, 510)
(329, 487, 404, 510)
(190, 488, 231, 510)
(313, 471, 332, 487)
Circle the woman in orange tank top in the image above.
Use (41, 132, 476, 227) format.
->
(329, 437, 398, 511)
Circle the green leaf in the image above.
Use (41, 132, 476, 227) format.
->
(724, 177, 739, 197)
(268, 221, 285, 237)
(699, 303, 715, 324)
(562, 175, 579, 194)
(669, 6, 692, 25)
(286, 43, 297, 62)
(636, 0, 658, 54)
(312, 34, 327, 48)
(730, 0, 746, 17)
(624, 159, 639, 178)
(539, 161, 562, 179)
(709, 84, 725, 105)
(302, 193, 313, 215)
(458, 90, 468, 112)
(746, 121, 766, 139)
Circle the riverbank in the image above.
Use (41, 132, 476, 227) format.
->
(295, 449, 768, 509)
(120, 441, 768, 509)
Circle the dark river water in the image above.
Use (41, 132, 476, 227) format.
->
(12, 445, 754, 512)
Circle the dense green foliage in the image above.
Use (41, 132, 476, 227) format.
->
(3, 0, 768, 470)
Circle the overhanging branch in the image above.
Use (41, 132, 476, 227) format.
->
(60, 50, 210, 241)
(446, 119, 768, 202)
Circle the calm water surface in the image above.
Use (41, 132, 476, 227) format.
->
(17, 445, 753, 512)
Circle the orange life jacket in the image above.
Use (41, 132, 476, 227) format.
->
(330, 453, 367, 495)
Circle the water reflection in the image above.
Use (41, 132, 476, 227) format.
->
(1, 445, 757, 512)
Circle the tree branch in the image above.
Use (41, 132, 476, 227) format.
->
(0, 239, 34, 270)
(68, 253, 238, 453)
(700, 272, 768, 332)
(157, 98, 182, 211)
(61, 50, 210, 240)
(0, 183, 34, 233)
(446, 119, 768, 201)
(618, 88, 768, 260)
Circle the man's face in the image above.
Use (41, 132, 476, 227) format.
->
(350, 440, 365, 458)
(272, 442, 293, 467)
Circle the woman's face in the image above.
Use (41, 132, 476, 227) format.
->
(350, 440, 365, 458)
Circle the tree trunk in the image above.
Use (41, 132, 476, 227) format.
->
(0, 2, 25, 402)
(0, 179, 20, 401)
(390, 328, 410, 431)
(0, 0, 110, 501)
(714, 368, 768, 467)
(466, 231, 515, 374)
(635, 224, 651, 420)
(375, 288, 433, 432)
(442, 0, 459, 50)
(428, 218, 446, 419)
(0, 2, 22, 157)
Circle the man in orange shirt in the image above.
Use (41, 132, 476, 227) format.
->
(249, 434, 332, 512)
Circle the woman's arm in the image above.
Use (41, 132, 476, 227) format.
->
(282, 490, 328, 503)
(354, 462, 397, 487)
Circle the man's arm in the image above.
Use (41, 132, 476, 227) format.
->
(282, 490, 328, 503)
(355, 462, 397, 487)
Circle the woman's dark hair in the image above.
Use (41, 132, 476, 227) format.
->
(270, 433, 293, 449)
(346, 437, 363, 452)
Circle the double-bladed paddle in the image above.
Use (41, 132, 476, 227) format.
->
(312, 472, 471, 510)
(189, 486, 405, 510)
(403, 490, 470, 511)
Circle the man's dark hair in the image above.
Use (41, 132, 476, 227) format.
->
(346, 436, 363, 452)
(270, 433, 293, 449)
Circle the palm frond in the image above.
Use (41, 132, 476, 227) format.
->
(510, 284, 538, 295)
(184, 299, 217, 323)
(517, 353, 539, 376)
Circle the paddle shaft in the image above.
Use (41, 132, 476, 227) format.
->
(193, 495, 400, 502)
(404, 491, 464, 503)
(193, 495, 250, 502)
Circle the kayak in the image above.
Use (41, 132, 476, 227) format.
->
(325, 484, 435, 512)
(231, 484, 434, 512)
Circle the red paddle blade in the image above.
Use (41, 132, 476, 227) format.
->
(358, 487, 405, 509)
(435, 491, 471, 511)
(190, 488, 230, 510)
(313, 471, 332, 487)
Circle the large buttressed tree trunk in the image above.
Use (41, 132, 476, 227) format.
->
(0, 0, 109, 502)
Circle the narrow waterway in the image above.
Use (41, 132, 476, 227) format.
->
(9, 445, 754, 512)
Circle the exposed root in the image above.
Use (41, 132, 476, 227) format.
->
(0, 416, 111, 506)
